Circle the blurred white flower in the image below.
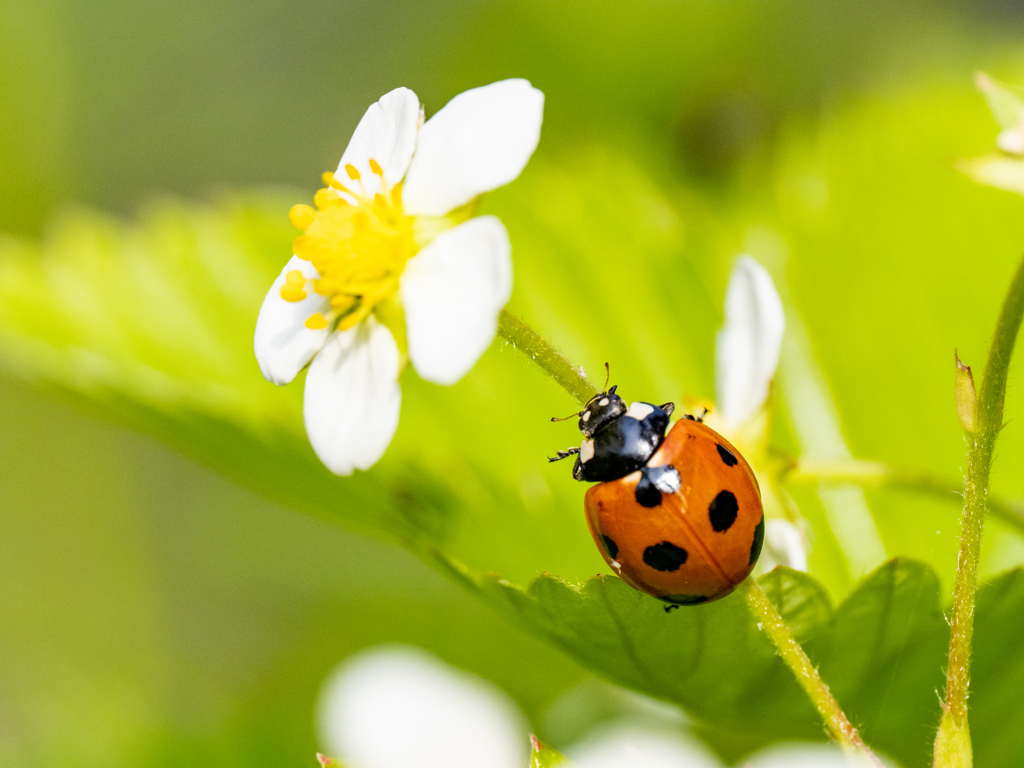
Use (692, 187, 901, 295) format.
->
(255, 80, 543, 474)
(317, 649, 897, 768)
(975, 72, 1024, 156)
(746, 741, 861, 767)
(569, 726, 720, 768)
(707, 256, 809, 573)
(760, 518, 809, 572)
(317, 645, 528, 768)
(715, 255, 785, 435)
(567, 725, 881, 768)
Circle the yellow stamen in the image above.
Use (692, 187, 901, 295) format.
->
(290, 165, 417, 329)
(304, 312, 329, 330)
(337, 301, 374, 331)
(280, 270, 308, 302)
(322, 172, 350, 193)
(314, 188, 342, 210)
(369, 158, 383, 176)
(290, 204, 317, 230)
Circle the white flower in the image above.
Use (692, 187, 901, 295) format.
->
(254, 80, 543, 474)
(714, 255, 785, 434)
(569, 726, 864, 768)
(317, 646, 528, 768)
(316, 647, 900, 768)
(570, 726, 720, 768)
(709, 256, 808, 572)
(760, 517, 809, 572)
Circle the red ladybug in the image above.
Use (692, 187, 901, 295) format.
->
(550, 382, 764, 606)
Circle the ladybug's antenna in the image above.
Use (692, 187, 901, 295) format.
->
(550, 411, 581, 423)
(602, 362, 611, 392)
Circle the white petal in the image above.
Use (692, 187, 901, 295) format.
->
(402, 79, 543, 216)
(336, 87, 421, 198)
(570, 726, 720, 768)
(317, 646, 528, 768)
(759, 518, 809, 572)
(254, 255, 330, 385)
(715, 255, 785, 432)
(303, 317, 401, 475)
(400, 216, 512, 385)
(998, 126, 1024, 155)
(748, 742, 853, 767)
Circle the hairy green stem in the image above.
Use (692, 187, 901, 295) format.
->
(498, 310, 598, 405)
(934, 254, 1024, 767)
(740, 579, 882, 766)
(499, 309, 878, 760)
(787, 459, 1024, 536)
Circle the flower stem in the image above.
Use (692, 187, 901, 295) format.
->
(497, 309, 598, 405)
(787, 459, 1024, 537)
(740, 578, 883, 767)
(499, 309, 877, 760)
(934, 254, 1024, 767)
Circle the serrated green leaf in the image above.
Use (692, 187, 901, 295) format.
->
(474, 560, 943, 766)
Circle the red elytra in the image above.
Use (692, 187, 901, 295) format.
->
(584, 419, 765, 605)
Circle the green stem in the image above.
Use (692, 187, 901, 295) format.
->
(498, 310, 598, 405)
(934, 254, 1024, 767)
(787, 459, 1024, 537)
(740, 579, 882, 766)
(499, 309, 878, 760)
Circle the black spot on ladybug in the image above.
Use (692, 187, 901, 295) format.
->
(634, 477, 662, 507)
(749, 515, 765, 566)
(716, 444, 738, 467)
(643, 541, 688, 571)
(634, 465, 681, 508)
(601, 534, 619, 560)
(709, 490, 738, 532)
(663, 593, 708, 606)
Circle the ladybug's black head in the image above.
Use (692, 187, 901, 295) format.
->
(579, 385, 626, 437)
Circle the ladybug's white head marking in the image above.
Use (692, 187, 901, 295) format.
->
(626, 402, 654, 420)
(599, 397, 610, 406)
(582, 411, 591, 423)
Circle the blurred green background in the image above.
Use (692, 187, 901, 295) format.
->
(6, 0, 1024, 765)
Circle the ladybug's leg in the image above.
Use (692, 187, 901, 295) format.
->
(682, 406, 709, 423)
(659, 402, 675, 416)
(548, 447, 580, 463)
(664, 604, 680, 613)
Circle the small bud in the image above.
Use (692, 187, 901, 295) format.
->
(955, 350, 978, 433)
(529, 735, 566, 768)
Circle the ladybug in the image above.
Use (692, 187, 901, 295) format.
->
(550, 379, 765, 606)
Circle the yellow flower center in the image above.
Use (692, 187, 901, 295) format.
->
(284, 160, 417, 332)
